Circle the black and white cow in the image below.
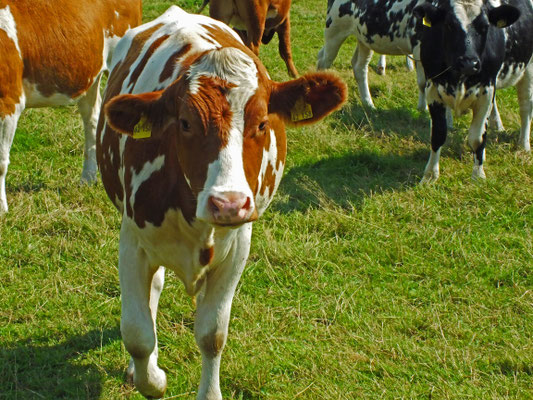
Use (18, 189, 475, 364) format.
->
(317, 0, 428, 111)
(415, 0, 533, 182)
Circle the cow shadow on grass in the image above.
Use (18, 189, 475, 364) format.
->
(273, 147, 428, 213)
(0, 327, 122, 399)
(338, 101, 479, 157)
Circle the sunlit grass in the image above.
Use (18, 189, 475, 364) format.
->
(1, 0, 531, 399)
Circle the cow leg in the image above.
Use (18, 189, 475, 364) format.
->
(276, 17, 298, 78)
(488, 97, 505, 131)
(415, 60, 428, 112)
(208, 2, 233, 25)
(316, 20, 351, 70)
(119, 226, 167, 398)
(77, 73, 102, 184)
(406, 55, 414, 71)
(377, 55, 386, 75)
(352, 42, 375, 109)
(468, 91, 493, 180)
(0, 100, 24, 214)
(195, 224, 252, 400)
(516, 65, 532, 152)
(234, 1, 264, 55)
(421, 101, 447, 183)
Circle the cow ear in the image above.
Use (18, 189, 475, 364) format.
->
(413, 3, 443, 28)
(268, 72, 347, 125)
(488, 5, 520, 28)
(105, 91, 163, 138)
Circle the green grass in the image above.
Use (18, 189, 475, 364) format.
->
(1, 0, 532, 399)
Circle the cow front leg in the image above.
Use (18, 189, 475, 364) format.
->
(352, 42, 375, 109)
(516, 65, 532, 152)
(119, 226, 167, 398)
(77, 73, 102, 184)
(0, 101, 24, 214)
(468, 92, 493, 180)
(421, 101, 448, 183)
(194, 224, 252, 400)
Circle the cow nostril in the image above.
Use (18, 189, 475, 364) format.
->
(242, 197, 251, 210)
(208, 196, 224, 213)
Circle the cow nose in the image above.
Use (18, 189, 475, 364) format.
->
(208, 192, 253, 225)
(458, 57, 481, 76)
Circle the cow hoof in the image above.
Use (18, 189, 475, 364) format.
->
(376, 66, 385, 75)
(420, 170, 439, 184)
(471, 166, 486, 181)
(80, 172, 97, 185)
(518, 142, 531, 153)
(126, 359, 167, 399)
(135, 370, 167, 399)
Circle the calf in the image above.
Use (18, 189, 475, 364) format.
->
(96, 6, 346, 399)
(0, 0, 141, 213)
(415, 0, 532, 182)
(317, 0, 428, 111)
(199, 0, 299, 77)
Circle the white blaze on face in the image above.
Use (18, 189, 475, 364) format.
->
(191, 47, 259, 222)
(452, 0, 484, 31)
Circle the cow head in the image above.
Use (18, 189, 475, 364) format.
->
(105, 47, 346, 227)
(414, 0, 520, 75)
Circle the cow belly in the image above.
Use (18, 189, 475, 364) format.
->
(497, 62, 528, 89)
(355, 30, 412, 55)
(23, 80, 83, 107)
(230, 9, 279, 31)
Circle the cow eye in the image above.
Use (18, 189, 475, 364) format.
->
(180, 118, 191, 132)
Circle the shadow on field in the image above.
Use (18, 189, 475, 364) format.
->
(0, 327, 121, 399)
(335, 101, 430, 143)
(274, 148, 427, 213)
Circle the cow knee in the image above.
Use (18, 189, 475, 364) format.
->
(468, 135, 484, 152)
(198, 330, 226, 358)
(121, 319, 156, 359)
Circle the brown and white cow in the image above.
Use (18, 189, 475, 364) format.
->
(199, 0, 299, 77)
(0, 0, 141, 213)
(96, 6, 346, 399)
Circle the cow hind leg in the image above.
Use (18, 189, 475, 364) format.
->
(516, 65, 532, 152)
(352, 42, 375, 109)
(119, 228, 167, 398)
(415, 60, 428, 112)
(316, 20, 351, 70)
(488, 97, 505, 131)
(377, 55, 386, 75)
(77, 73, 102, 184)
(276, 18, 298, 78)
(0, 102, 24, 214)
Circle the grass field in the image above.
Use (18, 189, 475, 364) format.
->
(1, 0, 532, 399)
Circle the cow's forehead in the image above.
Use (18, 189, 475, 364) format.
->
(451, 0, 482, 24)
(449, 0, 499, 26)
(187, 47, 259, 111)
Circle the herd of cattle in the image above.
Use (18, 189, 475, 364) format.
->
(1, 0, 531, 398)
